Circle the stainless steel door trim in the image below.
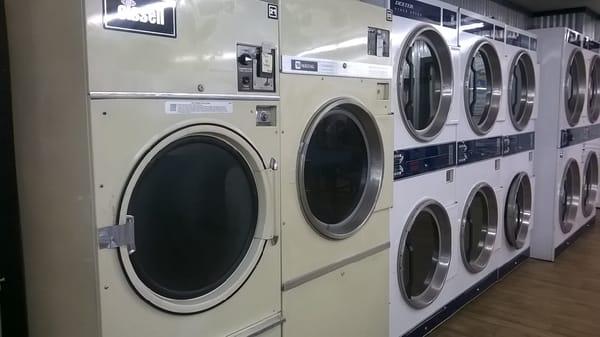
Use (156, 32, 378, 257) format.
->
(559, 158, 581, 233)
(505, 172, 532, 249)
(397, 25, 454, 142)
(588, 55, 600, 123)
(563, 49, 586, 127)
(460, 183, 498, 273)
(582, 151, 598, 217)
(226, 312, 285, 337)
(281, 242, 390, 292)
(397, 199, 452, 309)
(463, 40, 503, 135)
(89, 92, 280, 101)
(508, 51, 536, 131)
(297, 98, 385, 240)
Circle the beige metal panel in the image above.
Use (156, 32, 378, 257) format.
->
(4, 1, 100, 337)
(279, 73, 391, 281)
(279, 0, 391, 67)
(282, 249, 389, 337)
(85, 0, 279, 95)
(89, 99, 282, 336)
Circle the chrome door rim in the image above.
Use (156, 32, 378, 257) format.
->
(297, 98, 384, 240)
(588, 56, 600, 123)
(505, 172, 532, 249)
(397, 25, 454, 142)
(460, 183, 498, 273)
(508, 51, 536, 131)
(559, 158, 581, 233)
(564, 49, 586, 127)
(398, 199, 452, 309)
(118, 124, 271, 314)
(463, 40, 503, 135)
(582, 152, 598, 217)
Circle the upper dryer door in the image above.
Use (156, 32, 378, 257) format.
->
(397, 26, 454, 141)
(508, 50, 536, 131)
(563, 49, 586, 127)
(463, 40, 502, 135)
(588, 56, 600, 123)
(85, 0, 279, 95)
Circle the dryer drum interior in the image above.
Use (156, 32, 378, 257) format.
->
(398, 200, 451, 309)
(582, 152, 598, 217)
(117, 127, 271, 314)
(588, 56, 600, 123)
(564, 49, 586, 127)
(460, 183, 498, 273)
(463, 40, 502, 135)
(504, 172, 532, 249)
(298, 98, 384, 240)
(398, 25, 454, 141)
(559, 159, 581, 233)
(508, 51, 536, 131)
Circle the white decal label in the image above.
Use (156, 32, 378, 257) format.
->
(165, 101, 233, 114)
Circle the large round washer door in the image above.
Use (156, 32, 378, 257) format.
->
(298, 98, 384, 240)
(398, 200, 451, 309)
(508, 51, 536, 131)
(559, 159, 580, 233)
(463, 40, 502, 135)
(460, 183, 498, 273)
(398, 25, 454, 142)
(564, 49, 586, 127)
(582, 152, 598, 217)
(504, 173, 532, 249)
(589, 56, 600, 123)
(118, 125, 272, 314)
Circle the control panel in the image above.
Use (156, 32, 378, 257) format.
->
(237, 44, 276, 93)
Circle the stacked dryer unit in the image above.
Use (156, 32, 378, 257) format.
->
(278, 1, 394, 336)
(582, 37, 600, 218)
(7, 1, 284, 336)
(389, 0, 460, 335)
(493, 26, 538, 274)
(531, 27, 590, 261)
(450, 9, 506, 307)
(585, 38, 600, 210)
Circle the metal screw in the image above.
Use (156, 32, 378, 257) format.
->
(197, 84, 205, 92)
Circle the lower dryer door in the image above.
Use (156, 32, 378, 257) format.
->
(112, 124, 276, 314)
(397, 199, 452, 309)
(582, 152, 598, 218)
(504, 172, 532, 249)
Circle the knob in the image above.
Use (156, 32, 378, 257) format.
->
(239, 54, 253, 65)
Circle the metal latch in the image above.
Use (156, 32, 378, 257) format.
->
(98, 215, 136, 254)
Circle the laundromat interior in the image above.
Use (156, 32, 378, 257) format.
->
(5, 0, 600, 336)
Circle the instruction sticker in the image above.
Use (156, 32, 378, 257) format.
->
(165, 101, 233, 114)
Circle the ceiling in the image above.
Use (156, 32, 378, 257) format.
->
(509, 0, 600, 15)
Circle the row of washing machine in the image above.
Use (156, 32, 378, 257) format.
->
(391, 2, 538, 335)
(530, 27, 600, 262)
(7, 0, 600, 337)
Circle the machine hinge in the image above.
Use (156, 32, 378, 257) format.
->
(98, 215, 136, 254)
